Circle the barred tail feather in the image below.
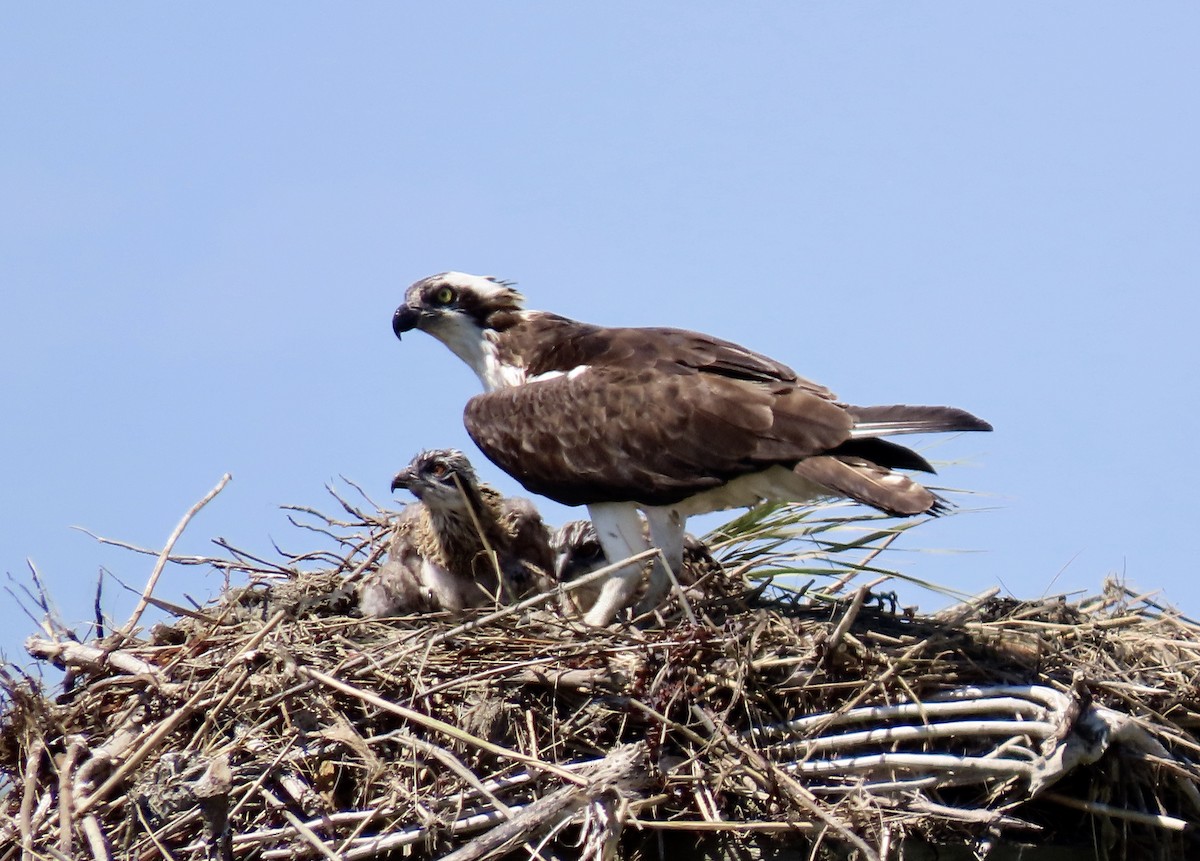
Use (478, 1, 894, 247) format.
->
(794, 455, 948, 517)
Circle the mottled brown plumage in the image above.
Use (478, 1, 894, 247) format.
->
(357, 449, 554, 617)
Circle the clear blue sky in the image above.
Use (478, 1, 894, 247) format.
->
(3, 5, 1198, 664)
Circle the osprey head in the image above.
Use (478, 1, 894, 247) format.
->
(552, 519, 607, 583)
(393, 271, 529, 392)
(391, 448, 481, 509)
(392, 272, 524, 341)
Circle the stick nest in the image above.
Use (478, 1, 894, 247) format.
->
(4, 491, 1200, 860)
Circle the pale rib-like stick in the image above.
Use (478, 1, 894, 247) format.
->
(81, 815, 112, 861)
(1044, 792, 1190, 831)
(19, 738, 45, 857)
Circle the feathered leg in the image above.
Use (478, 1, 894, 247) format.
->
(584, 501, 651, 626)
(634, 506, 684, 616)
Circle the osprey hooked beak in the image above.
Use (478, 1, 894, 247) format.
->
(390, 465, 417, 493)
(392, 303, 420, 340)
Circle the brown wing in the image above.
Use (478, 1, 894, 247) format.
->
(464, 363, 853, 507)
(518, 318, 837, 397)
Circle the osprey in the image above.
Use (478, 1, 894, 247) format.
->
(392, 272, 991, 626)
(552, 519, 725, 616)
(358, 448, 554, 617)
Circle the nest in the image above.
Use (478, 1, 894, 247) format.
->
(3, 483, 1200, 860)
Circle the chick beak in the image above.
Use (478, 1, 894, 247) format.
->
(390, 466, 417, 493)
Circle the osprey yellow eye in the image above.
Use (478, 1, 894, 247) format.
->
(434, 287, 455, 305)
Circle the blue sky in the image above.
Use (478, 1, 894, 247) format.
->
(3, 5, 1198, 664)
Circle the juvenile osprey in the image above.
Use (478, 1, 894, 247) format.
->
(552, 519, 725, 616)
(392, 272, 991, 626)
(358, 449, 554, 617)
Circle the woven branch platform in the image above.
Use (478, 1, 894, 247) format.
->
(3, 489, 1200, 860)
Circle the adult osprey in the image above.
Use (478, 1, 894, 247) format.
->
(392, 272, 991, 625)
(358, 448, 554, 617)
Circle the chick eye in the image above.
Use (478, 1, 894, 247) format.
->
(434, 286, 455, 305)
(430, 463, 448, 478)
